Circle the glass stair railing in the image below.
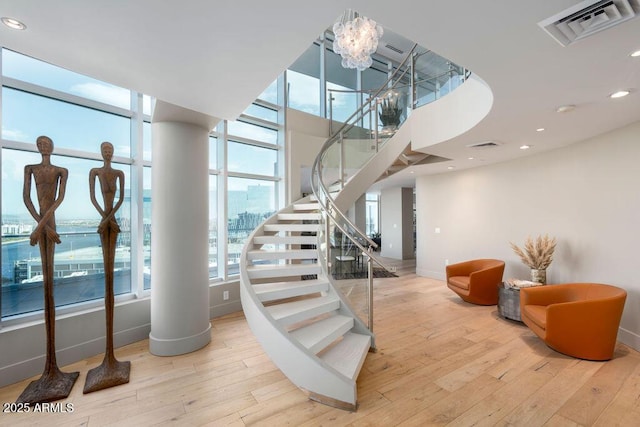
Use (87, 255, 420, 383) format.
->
(240, 41, 469, 411)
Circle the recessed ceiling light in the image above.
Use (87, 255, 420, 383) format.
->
(1, 17, 26, 30)
(536, 128, 545, 132)
(556, 104, 575, 113)
(520, 145, 531, 150)
(468, 157, 474, 160)
(610, 90, 630, 99)
(630, 50, 640, 58)
(447, 166, 455, 170)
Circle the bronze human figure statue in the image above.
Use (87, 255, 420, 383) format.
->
(17, 136, 79, 403)
(84, 141, 130, 393)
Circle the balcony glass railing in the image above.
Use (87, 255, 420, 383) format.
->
(313, 45, 468, 331)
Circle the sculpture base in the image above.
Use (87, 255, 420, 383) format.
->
(83, 359, 131, 394)
(16, 370, 79, 404)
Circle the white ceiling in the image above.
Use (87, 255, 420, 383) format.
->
(1, 1, 640, 189)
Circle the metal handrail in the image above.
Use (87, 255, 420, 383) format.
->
(312, 45, 417, 251)
(323, 44, 418, 141)
(310, 46, 420, 333)
(327, 68, 464, 96)
(310, 42, 469, 331)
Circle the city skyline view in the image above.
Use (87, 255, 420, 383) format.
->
(1, 47, 282, 321)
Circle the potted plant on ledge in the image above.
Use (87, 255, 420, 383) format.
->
(510, 234, 557, 284)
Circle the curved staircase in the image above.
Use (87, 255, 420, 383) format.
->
(240, 196, 373, 410)
(239, 44, 469, 410)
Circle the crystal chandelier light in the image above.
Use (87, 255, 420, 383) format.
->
(332, 9, 383, 71)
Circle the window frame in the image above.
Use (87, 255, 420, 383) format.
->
(0, 48, 151, 326)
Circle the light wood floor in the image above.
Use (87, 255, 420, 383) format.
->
(1, 259, 639, 426)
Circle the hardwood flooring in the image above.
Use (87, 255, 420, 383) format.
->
(1, 259, 639, 426)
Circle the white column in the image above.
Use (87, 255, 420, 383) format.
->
(149, 104, 215, 356)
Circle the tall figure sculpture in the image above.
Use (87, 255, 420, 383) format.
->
(84, 141, 130, 393)
(18, 136, 79, 403)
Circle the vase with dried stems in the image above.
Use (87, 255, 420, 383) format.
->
(510, 234, 557, 284)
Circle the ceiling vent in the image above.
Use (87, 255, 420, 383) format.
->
(538, 0, 640, 46)
(467, 141, 501, 149)
(384, 44, 404, 55)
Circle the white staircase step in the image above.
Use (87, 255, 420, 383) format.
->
(246, 263, 321, 279)
(278, 212, 321, 221)
(327, 183, 343, 193)
(290, 315, 354, 354)
(263, 223, 320, 233)
(319, 332, 371, 381)
(247, 249, 317, 261)
(266, 295, 340, 325)
(253, 235, 318, 245)
(293, 203, 319, 211)
(253, 279, 329, 302)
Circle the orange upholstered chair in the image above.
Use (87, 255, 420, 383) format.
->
(520, 283, 627, 361)
(446, 259, 505, 305)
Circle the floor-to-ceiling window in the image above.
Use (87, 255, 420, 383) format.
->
(209, 83, 282, 281)
(1, 48, 285, 322)
(365, 193, 380, 236)
(287, 43, 321, 116)
(0, 48, 150, 321)
(325, 40, 358, 124)
(285, 32, 400, 122)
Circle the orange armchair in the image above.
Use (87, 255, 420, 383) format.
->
(520, 283, 627, 361)
(446, 259, 505, 305)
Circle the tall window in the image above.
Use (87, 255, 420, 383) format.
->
(142, 166, 152, 290)
(227, 177, 276, 275)
(209, 89, 282, 281)
(326, 43, 358, 123)
(1, 48, 150, 321)
(365, 193, 380, 236)
(1, 48, 284, 322)
(287, 70, 320, 116)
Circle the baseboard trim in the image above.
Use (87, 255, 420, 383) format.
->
(416, 268, 446, 280)
(618, 327, 640, 352)
(0, 323, 150, 388)
(210, 300, 242, 319)
(149, 323, 212, 356)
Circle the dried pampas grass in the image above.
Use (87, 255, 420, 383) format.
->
(510, 234, 557, 270)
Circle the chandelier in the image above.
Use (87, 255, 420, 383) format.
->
(332, 9, 383, 71)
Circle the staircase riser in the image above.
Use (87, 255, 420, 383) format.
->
(256, 283, 328, 302)
(293, 203, 320, 211)
(247, 266, 321, 279)
(305, 321, 354, 354)
(253, 236, 318, 245)
(263, 224, 320, 232)
(271, 301, 340, 325)
(247, 250, 318, 261)
(278, 213, 321, 221)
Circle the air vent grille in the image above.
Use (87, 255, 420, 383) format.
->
(467, 141, 501, 149)
(539, 0, 640, 46)
(384, 44, 404, 55)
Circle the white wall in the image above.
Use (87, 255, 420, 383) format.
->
(286, 109, 330, 202)
(415, 120, 640, 351)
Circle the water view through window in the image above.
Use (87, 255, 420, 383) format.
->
(1, 48, 143, 319)
(1, 47, 281, 320)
